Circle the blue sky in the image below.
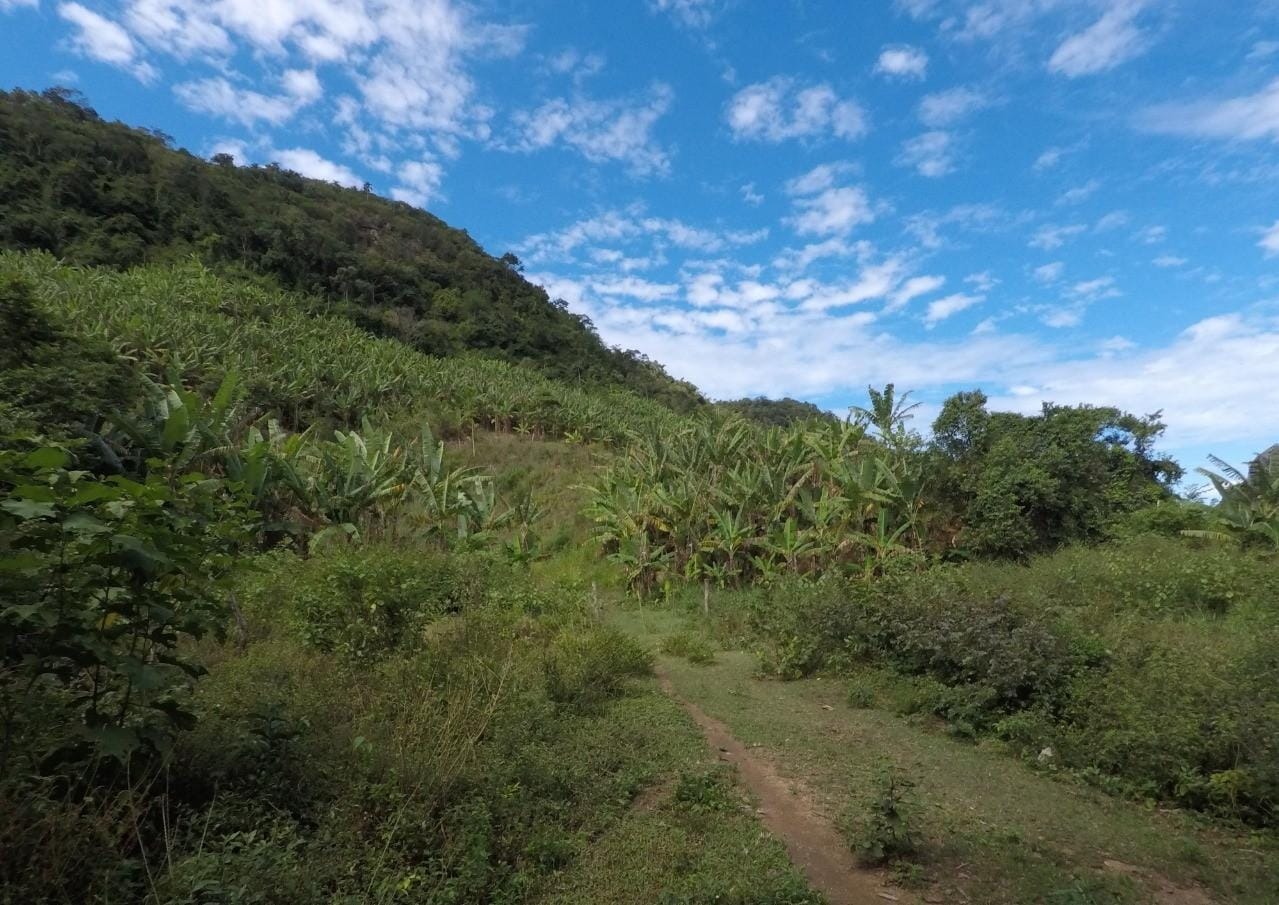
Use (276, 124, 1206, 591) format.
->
(3, 0, 1279, 475)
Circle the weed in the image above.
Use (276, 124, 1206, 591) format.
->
(839, 766, 920, 867)
(661, 631, 718, 665)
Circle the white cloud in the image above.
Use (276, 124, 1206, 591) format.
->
(1033, 146, 1065, 170)
(281, 68, 323, 105)
(1247, 41, 1279, 63)
(783, 166, 876, 237)
(594, 276, 680, 302)
(1138, 78, 1279, 142)
(788, 187, 876, 236)
(925, 292, 982, 326)
(1048, 0, 1151, 77)
(122, 0, 231, 58)
(520, 206, 766, 263)
(988, 313, 1279, 449)
(173, 77, 310, 127)
(1, 0, 39, 11)
(273, 148, 362, 187)
(875, 45, 928, 80)
(1137, 225, 1167, 244)
(1261, 221, 1279, 257)
(1068, 276, 1120, 301)
(897, 131, 955, 177)
(1095, 210, 1130, 232)
(887, 274, 945, 312)
(918, 87, 989, 126)
(966, 271, 998, 293)
(1153, 254, 1187, 268)
(649, 0, 717, 27)
(1030, 223, 1086, 250)
(391, 159, 444, 208)
(507, 84, 674, 176)
(57, 2, 156, 82)
(1034, 261, 1065, 283)
(726, 77, 867, 143)
(1057, 178, 1101, 205)
(740, 183, 764, 206)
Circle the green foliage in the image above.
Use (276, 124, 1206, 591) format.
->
(237, 547, 493, 658)
(0, 88, 705, 412)
(930, 391, 1182, 558)
(839, 766, 920, 867)
(588, 412, 929, 595)
(0, 274, 139, 440)
(544, 626, 654, 708)
(1190, 450, 1279, 549)
(673, 765, 736, 814)
(3, 251, 687, 446)
(660, 630, 717, 665)
(748, 536, 1279, 827)
(0, 443, 250, 771)
(714, 396, 838, 428)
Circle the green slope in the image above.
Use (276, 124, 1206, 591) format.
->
(0, 87, 704, 413)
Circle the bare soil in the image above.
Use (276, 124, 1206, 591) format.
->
(658, 669, 911, 905)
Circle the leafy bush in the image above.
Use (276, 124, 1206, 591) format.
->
(1, 443, 249, 768)
(544, 627, 653, 708)
(838, 766, 920, 867)
(237, 546, 493, 658)
(660, 630, 717, 665)
(749, 537, 1279, 826)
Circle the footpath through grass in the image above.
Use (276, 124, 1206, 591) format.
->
(614, 608, 1279, 905)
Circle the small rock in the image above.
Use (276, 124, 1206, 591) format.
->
(1037, 746, 1055, 764)
(821, 704, 833, 711)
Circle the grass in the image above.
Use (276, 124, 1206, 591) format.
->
(613, 607, 1279, 905)
(537, 689, 821, 904)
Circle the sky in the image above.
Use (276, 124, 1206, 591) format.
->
(3, 0, 1279, 476)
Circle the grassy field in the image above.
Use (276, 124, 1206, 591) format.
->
(615, 608, 1279, 905)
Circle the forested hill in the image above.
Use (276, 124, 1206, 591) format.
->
(0, 87, 705, 413)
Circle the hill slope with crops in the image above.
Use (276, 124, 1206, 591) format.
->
(0, 87, 705, 413)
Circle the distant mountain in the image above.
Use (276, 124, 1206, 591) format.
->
(0, 87, 705, 414)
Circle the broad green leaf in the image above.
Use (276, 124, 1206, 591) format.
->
(1, 499, 55, 520)
(23, 447, 70, 469)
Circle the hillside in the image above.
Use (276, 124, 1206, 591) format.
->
(3, 91, 1279, 905)
(0, 87, 704, 413)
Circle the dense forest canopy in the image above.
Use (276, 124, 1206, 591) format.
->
(0, 87, 706, 413)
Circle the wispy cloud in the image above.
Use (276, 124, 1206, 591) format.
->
(875, 44, 928, 80)
(1138, 78, 1279, 143)
(726, 77, 867, 143)
(57, 2, 156, 82)
(918, 87, 989, 126)
(1261, 221, 1279, 257)
(1048, 0, 1153, 77)
(897, 130, 955, 177)
(506, 83, 675, 176)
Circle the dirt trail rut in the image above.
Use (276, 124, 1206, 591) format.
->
(657, 671, 909, 905)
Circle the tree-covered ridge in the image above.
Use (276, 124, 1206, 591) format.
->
(714, 396, 839, 427)
(0, 88, 705, 413)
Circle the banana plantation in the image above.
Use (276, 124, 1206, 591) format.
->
(3, 251, 685, 446)
(587, 415, 930, 594)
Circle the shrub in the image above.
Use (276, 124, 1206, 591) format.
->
(239, 546, 493, 658)
(544, 627, 653, 708)
(660, 631, 717, 665)
(1, 443, 249, 769)
(839, 766, 920, 867)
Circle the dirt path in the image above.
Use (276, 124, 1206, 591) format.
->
(657, 670, 909, 905)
